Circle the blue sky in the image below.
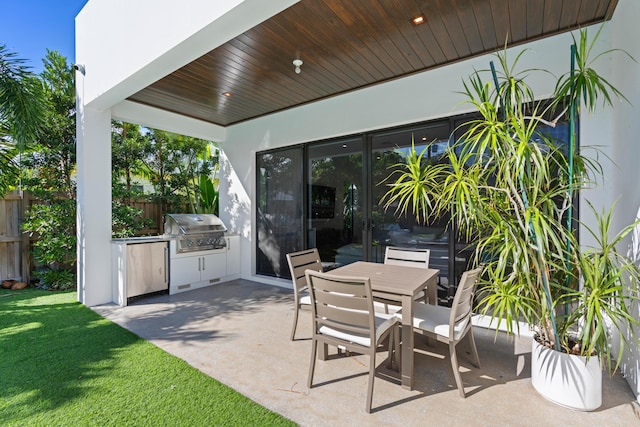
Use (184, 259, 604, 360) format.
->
(1, 0, 89, 73)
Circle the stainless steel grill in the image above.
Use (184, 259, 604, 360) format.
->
(164, 214, 227, 253)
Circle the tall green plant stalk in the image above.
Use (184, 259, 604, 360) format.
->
(563, 44, 577, 309)
(490, 58, 561, 347)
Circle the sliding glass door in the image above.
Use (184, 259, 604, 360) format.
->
(254, 121, 476, 301)
(256, 147, 304, 278)
(256, 108, 576, 304)
(369, 123, 462, 302)
(307, 138, 364, 268)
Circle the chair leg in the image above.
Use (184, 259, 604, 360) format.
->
(449, 342, 466, 398)
(290, 304, 299, 341)
(394, 326, 401, 369)
(386, 328, 395, 369)
(307, 338, 318, 389)
(388, 325, 401, 370)
(320, 343, 329, 359)
(468, 329, 481, 368)
(366, 353, 376, 413)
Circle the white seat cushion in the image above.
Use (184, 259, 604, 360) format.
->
(299, 294, 311, 305)
(373, 301, 401, 314)
(397, 303, 469, 341)
(319, 312, 397, 347)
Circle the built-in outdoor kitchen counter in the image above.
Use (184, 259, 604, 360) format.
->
(112, 214, 240, 306)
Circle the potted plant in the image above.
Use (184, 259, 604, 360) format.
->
(381, 27, 640, 410)
(529, 200, 640, 410)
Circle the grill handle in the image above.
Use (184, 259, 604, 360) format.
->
(164, 246, 168, 283)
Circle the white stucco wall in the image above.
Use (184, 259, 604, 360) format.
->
(609, 0, 640, 402)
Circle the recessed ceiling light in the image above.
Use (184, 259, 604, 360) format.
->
(412, 15, 425, 26)
(342, 144, 348, 148)
(223, 92, 232, 97)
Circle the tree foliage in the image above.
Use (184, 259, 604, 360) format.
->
(21, 50, 75, 198)
(21, 51, 77, 285)
(139, 129, 218, 217)
(111, 120, 149, 191)
(0, 44, 46, 194)
(8, 50, 220, 288)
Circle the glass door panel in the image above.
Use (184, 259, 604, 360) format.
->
(370, 123, 452, 301)
(256, 147, 304, 279)
(308, 138, 363, 268)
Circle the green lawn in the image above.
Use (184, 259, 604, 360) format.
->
(0, 289, 295, 426)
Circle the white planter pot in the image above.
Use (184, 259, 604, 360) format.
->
(530, 338, 602, 411)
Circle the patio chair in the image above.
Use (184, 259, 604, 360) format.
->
(305, 270, 399, 413)
(397, 266, 482, 397)
(286, 248, 323, 341)
(384, 246, 431, 269)
(380, 246, 432, 312)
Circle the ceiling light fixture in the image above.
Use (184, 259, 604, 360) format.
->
(412, 15, 425, 26)
(223, 92, 232, 97)
(293, 59, 303, 74)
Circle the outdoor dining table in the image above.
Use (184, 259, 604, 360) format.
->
(327, 261, 440, 390)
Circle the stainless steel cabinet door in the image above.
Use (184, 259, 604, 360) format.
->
(126, 242, 168, 298)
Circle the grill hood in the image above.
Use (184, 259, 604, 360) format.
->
(164, 213, 227, 236)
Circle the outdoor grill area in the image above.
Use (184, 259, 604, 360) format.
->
(163, 214, 240, 296)
(111, 214, 240, 306)
(164, 213, 228, 253)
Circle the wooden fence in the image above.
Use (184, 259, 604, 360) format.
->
(0, 191, 164, 283)
(128, 198, 163, 236)
(0, 191, 29, 282)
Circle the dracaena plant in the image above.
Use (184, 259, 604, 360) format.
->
(569, 201, 640, 371)
(381, 26, 640, 367)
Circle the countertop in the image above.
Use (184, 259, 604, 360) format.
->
(111, 236, 172, 244)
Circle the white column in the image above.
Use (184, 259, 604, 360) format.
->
(76, 100, 112, 306)
(611, 0, 640, 403)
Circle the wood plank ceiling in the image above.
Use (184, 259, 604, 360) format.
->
(127, 0, 618, 127)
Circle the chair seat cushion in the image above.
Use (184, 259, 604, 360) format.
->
(398, 303, 469, 341)
(319, 313, 397, 347)
(373, 300, 401, 314)
(299, 294, 311, 305)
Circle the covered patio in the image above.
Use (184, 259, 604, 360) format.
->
(76, 0, 640, 407)
(93, 280, 639, 424)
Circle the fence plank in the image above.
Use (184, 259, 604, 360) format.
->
(0, 191, 165, 282)
(21, 191, 30, 283)
(0, 191, 23, 280)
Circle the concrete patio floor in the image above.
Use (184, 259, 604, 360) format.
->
(93, 279, 640, 426)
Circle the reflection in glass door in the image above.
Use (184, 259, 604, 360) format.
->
(308, 138, 363, 268)
(256, 147, 304, 279)
(370, 123, 460, 302)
